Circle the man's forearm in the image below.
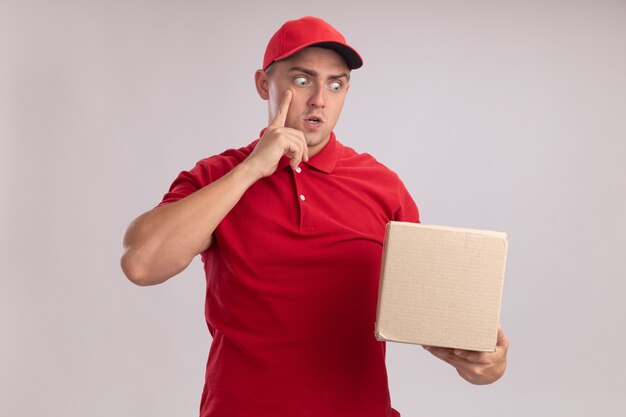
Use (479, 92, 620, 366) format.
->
(121, 161, 260, 286)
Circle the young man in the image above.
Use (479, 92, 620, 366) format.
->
(122, 16, 508, 417)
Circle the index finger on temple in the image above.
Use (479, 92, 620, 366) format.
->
(270, 90, 292, 128)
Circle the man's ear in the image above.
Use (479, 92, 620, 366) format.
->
(255, 69, 270, 100)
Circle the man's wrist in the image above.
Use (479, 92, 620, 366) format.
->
(235, 159, 264, 187)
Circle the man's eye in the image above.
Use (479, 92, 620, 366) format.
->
(329, 82, 342, 91)
(294, 77, 308, 86)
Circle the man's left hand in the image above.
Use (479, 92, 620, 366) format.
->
(423, 324, 509, 385)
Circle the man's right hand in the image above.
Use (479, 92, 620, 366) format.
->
(244, 90, 309, 178)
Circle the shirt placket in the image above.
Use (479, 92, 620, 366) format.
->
(293, 165, 314, 232)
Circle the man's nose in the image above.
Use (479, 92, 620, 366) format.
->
(308, 84, 325, 108)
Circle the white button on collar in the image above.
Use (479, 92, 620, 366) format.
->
(299, 194, 306, 201)
(295, 166, 302, 173)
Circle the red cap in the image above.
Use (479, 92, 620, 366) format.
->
(263, 16, 363, 70)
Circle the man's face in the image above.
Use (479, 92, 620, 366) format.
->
(259, 47, 351, 154)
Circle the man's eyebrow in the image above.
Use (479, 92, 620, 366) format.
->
(288, 66, 350, 81)
(288, 66, 317, 77)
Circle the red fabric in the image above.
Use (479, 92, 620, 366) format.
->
(262, 16, 363, 70)
(160, 132, 419, 417)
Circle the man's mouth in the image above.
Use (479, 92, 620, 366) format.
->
(305, 117, 322, 124)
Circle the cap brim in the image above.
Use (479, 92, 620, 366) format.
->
(271, 41, 363, 70)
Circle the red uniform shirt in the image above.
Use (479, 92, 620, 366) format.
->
(160, 132, 419, 417)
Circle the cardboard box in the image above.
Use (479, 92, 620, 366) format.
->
(375, 222, 508, 352)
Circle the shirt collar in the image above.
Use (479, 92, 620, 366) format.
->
(256, 129, 340, 174)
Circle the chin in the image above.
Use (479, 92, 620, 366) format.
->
(305, 133, 330, 148)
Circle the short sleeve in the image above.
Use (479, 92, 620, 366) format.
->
(157, 162, 213, 207)
(155, 143, 255, 208)
(393, 179, 420, 223)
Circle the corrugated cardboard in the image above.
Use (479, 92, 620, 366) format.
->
(375, 222, 508, 352)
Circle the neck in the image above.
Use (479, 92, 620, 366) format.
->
(307, 134, 332, 158)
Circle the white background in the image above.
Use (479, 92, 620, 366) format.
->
(2, 1, 625, 416)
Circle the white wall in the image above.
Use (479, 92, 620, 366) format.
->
(2, 0, 625, 416)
